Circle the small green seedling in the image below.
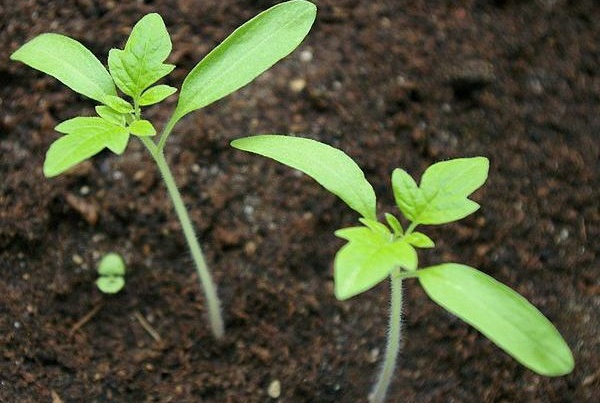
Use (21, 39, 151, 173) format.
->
(232, 135, 574, 402)
(96, 252, 126, 294)
(11, 1, 316, 339)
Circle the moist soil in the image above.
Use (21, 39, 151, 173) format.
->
(1, 1, 598, 402)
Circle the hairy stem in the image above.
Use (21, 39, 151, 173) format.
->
(141, 137, 224, 339)
(369, 270, 403, 403)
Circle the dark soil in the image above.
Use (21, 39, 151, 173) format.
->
(1, 0, 598, 402)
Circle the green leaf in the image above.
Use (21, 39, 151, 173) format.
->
(391, 167, 424, 223)
(129, 119, 156, 136)
(54, 116, 129, 155)
(334, 226, 417, 300)
(10, 33, 117, 102)
(173, 0, 316, 122)
(96, 276, 125, 294)
(98, 253, 126, 276)
(108, 13, 174, 98)
(102, 95, 134, 113)
(359, 218, 392, 238)
(139, 84, 177, 106)
(392, 158, 489, 225)
(405, 231, 435, 248)
(44, 132, 106, 177)
(95, 105, 125, 125)
(418, 263, 574, 376)
(232, 135, 377, 220)
(45, 117, 129, 176)
(385, 213, 403, 236)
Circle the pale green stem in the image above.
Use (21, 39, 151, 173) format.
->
(369, 270, 403, 403)
(140, 136, 224, 339)
(157, 114, 179, 152)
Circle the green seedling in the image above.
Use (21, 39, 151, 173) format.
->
(11, 1, 317, 339)
(232, 135, 574, 402)
(96, 252, 126, 294)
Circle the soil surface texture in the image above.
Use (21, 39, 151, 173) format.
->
(1, 0, 598, 402)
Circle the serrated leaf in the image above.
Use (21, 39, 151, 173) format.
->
(334, 227, 417, 300)
(232, 135, 377, 219)
(10, 33, 116, 102)
(139, 84, 177, 106)
(173, 0, 316, 122)
(98, 253, 126, 276)
(96, 276, 125, 294)
(95, 105, 125, 125)
(385, 213, 403, 236)
(405, 231, 435, 248)
(129, 119, 156, 136)
(392, 158, 489, 225)
(102, 95, 134, 113)
(418, 263, 574, 376)
(45, 117, 129, 177)
(108, 13, 173, 98)
(54, 116, 129, 154)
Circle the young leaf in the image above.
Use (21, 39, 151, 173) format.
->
(98, 253, 126, 276)
(95, 105, 125, 125)
(10, 33, 116, 102)
(405, 232, 435, 248)
(139, 84, 177, 106)
(232, 135, 377, 220)
(334, 226, 417, 300)
(129, 119, 156, 136)
(45, 117, 129, 176)
(55, 117, 129, 154)
(385, 213, 403, 236)
(44, 132, 107, 177)
(392, 158, 489, 225)
(102, 95, 134, 113)
(108, 13, 174, 97)
(391, 167, 424, 223)
(96, 276, 125, 294)
(173, 0, 316, 122)
(417, 263, 574, 376)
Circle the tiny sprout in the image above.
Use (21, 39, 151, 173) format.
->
(232, 135, 574, 402)
(11, 1, 317, 338)
(96, 253, 126, 294)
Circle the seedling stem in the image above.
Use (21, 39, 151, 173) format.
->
(142, 137, 224, 338)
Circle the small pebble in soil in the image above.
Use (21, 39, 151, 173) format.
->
(289, 78, 306, 93)
(72, 254, 84, 265)
(299, 49, 313, 63)
(267, 379, 281, 399)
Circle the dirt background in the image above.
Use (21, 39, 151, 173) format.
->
(1, 0, 598, 402)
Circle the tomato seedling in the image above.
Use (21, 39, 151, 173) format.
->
(232, 135, 574, 402)
(11, 1, 317, 339)
(96, 252, 126, 294)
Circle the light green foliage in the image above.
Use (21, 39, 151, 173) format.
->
(45, 117, 129, 176)
(10, 33, 116, 102)
(96, 252, 126, 294)
(392, 157, 489, 225)
(128, 119, 156, 136)
(418, 263, 574, 376)
(404, 231, 435, 248)
(139, 84, 177, 106)
(334, 225, 417, 299)
(173, 0, 317, 123)
(12, 2, 316, 339)
(231, 135, 377, 220)
(108, 13, 174, 99)
(233, 135, 573, 380)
